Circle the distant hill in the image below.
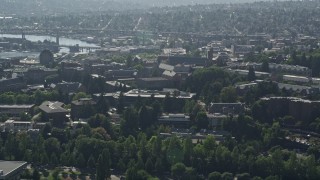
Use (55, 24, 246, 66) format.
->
(0, 0, 279, 16)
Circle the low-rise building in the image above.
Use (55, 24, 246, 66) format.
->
(2, 119, 32, 132)
(24, 67, 58, 84)
(208, 103, 244, 115)
(0, 75, 26, 92)
(207, 113, 228, 128)
(260, 97, 320, 123)
(123, 89, 196, 105)
(230, 69, 270, 79)
(105, 69, 137, 80)
(136, 77, 175, 90)
(105, 81, 130, 92)
(162, 48, 187, 56)
(277, 83, 312, 94)
(231, 45, 254, 57)
(71, 98, 96, 119)
(0, 104, 34, 116)
(158, 55, 208, 66)
(158, 114, 190, 128)
(283, 75, 310, 84)
(51, 82, 84, 94)
(235, 82, 258, 95)
(0, 160, 27, 180)
(269, 63, 310, 75)
(61, 67, 84, 82)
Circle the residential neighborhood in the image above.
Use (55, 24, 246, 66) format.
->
(1, 0, 320, 179)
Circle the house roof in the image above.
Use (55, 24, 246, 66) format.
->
(162, 70, 176, 77)
(72, 98, 96, 106)
(138, 77, 168, 82)
(39, 101, 68, 114)
(159, 63, 174, 71)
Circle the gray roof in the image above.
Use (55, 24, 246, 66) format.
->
(162, 70, 176, 77)
(0, 160, 27, 178)
(138, 77, 168, 82)
(0, 104, 34, 109)
(159, 63, 174, 71)
(53, 82, 82, 93)
(39, 101, 68, 114)
(72, 98, 96, 106)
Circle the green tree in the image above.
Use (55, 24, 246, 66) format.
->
(98, 148, 111, 179)
(72, 92, 90, 101)
(171, 163, 186, 180)
(145, 158, 154, 173)
(247, 66, 256, 81)
(120, 107, 138, 136)
(32, 169, 40, 180)
(183, 137, 193, 166)
(76, 153, 86, 168)
(208, 171, 221, 180)
(138, 105, 153, 130)
(155, 158, 164, 173)
(5, 133, 17, 160)
(126, 166, 138, 180)
(102, 149, 111, 178)
(44, 137, 60, 157)
(51, 168, 60, 180)
(221, 172, 233, 180)
(236, 173, 250, 180)
(163, 92, 171, 113)
(50, 153, 59, 165)
(167, 136, 183, 165)
(195, 111, 209, 129)
(96, 94, 109, 114)
(261, 60, 270, 72)
(117, 92, 125, 114)
(220, 86, 237, 103)
(87, 155, 95, 168)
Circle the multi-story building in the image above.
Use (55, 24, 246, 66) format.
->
(39, 101, 69, 126)
(0, 104, 34, 117)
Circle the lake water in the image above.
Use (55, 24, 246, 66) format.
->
(0, 34, 99, 58)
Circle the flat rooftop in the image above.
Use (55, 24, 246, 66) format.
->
(0, 160, 27, 178)
(0, 105, 34, 109)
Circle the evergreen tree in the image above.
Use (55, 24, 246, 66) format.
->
(171, 162, 186, 180)
(163, 92, 171, 113)
(261, 60, 270, 72)
(145, 158, 154, 173)
(96, 93, 109, 114)
(138, 105, 154, 130)
(32, 169, 40, 180)
(183, 137, 193, 166)
(76, 153, 86, 168)
(96, 155, 105, 180)
(195, 111, 209, 129)
(103, 149, 111, 178)
(248, 66, 256, 81)
(96, 148, 111, 180)
(155, 158, 164, 173)
(117, 92, 124, 114)
(120, 107, 139, 136)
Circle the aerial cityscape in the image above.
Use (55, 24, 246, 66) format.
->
(0, 0, 320, 179)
